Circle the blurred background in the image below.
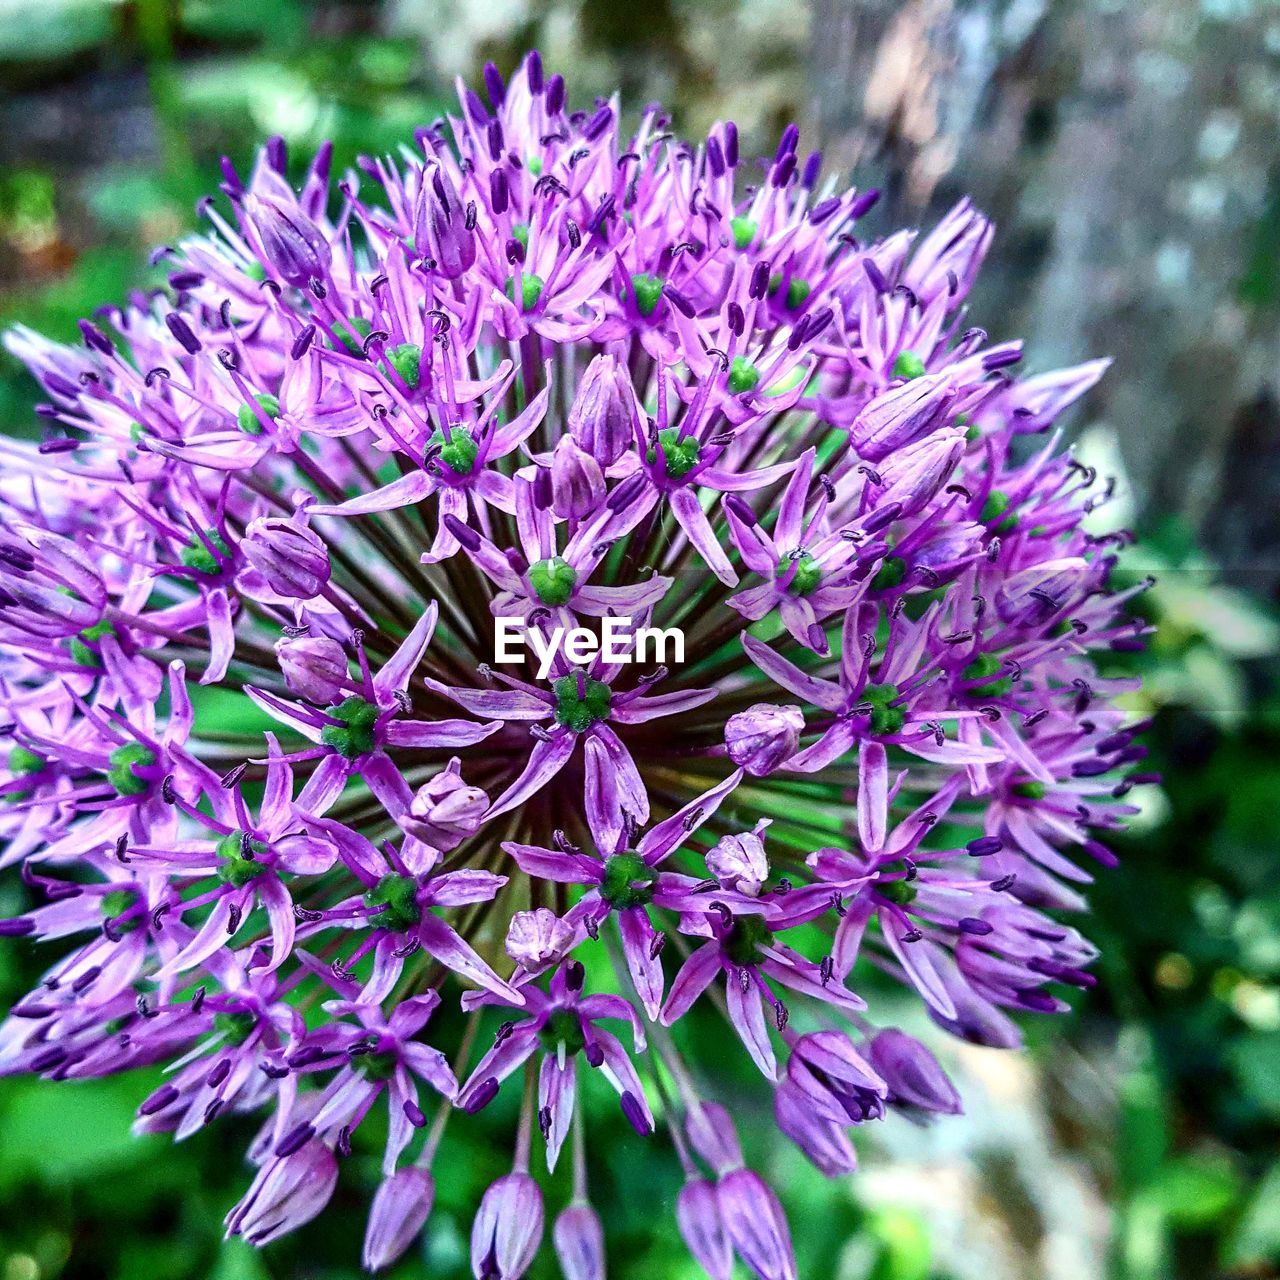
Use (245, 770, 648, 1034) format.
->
(1, 1, 1279, 1278)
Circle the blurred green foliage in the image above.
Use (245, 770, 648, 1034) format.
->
(1, 4, 1279, 1280)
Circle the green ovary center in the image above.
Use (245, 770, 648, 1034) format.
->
(106, 743, 155, 796)
(647, 428, 701, 479)
(862, 683, 905, 737)
(539, 1007, 586, 1056)
(961, 652, 1012, 698)
(529, 557, 578, 606)
(778, 551, 822, 596)
(181, 529, 231, 577)
(321, 696, 380, 759)
(216, 830, 268, 887)
(723, 915, 772, 967)
(600, 851, 656, 909)
(429, 427, 479, 476)
(552, 675, 612, 732)
(364, 873, 422, 933)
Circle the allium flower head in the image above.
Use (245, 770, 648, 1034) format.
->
(0, 52, 1151, 1278)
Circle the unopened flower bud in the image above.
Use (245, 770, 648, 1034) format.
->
(774, 1078, 858, 1176)
(414, 163, 476, 279)
(0, 527, 106, 641)
(725, 703, 803, 776)
(226, 1141, 338, 1246)
(685, 1100, 743, 1176)
(276, 635, 348, 704)
(877, 429, 964, 517)
(850, 373, 956, 462)
(403, 758, 487, 850)
(867, 1028, 962, 1115)
(786, 1030, 886, 1125)
(243, 517, 330, 599)
(706, 822, 771, 896)
(553, 1202, 605, 1280)
(471, 1173, 543, 1280)
(551, 438, 605, 521)
(716, 1169, 797, 1280)
(677, 1180, 733, 1280)
(505, 906, 574, 970)
(363, 1166, 435, 1272)
(245, 195, 329, 286)
(567, 354, 636, 465)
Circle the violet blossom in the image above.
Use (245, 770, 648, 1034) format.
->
(0, 52, 1150, 1279)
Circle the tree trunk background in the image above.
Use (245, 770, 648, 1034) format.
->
(807, 0, 1280, 595)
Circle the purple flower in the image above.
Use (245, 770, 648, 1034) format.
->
(0, 51, 1148, 1275)
(458, 961, 652, 1170)
(472, 1173, 543, 1280)
(363, 1165, 435, 1272)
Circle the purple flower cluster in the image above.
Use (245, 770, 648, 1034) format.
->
(0, 54, 1150, 1278)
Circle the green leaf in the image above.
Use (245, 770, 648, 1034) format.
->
(1230, 1031, 1280, 1117)
(1227, 1160, 1280, 1266)
(0, 1076, 159, 1186)
(1138, 1155, 1242, 1230)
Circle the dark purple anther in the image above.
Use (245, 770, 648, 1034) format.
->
(532, 465, 554, 510)
(664, 285, 694, 317)
(620, 1091, 652, 1135)
(483, 61, 506, 108)
(546, 73, 566, 115)
(584, 104, 613, 142)
(219, 155, 243, 194)
(443, 514, 481, 552)
(165, 313, 203, 354)
(863, 258, 889, 292)
(527, 50, 544, 94)
(266, 135, 287, 174)
(801, 151, 821, 187)
(775, 123, 799, 162)
(724, 121, 739, 167)
(463, 1076, 499, 1113)
(957, 917, 993, 935)
(291, 324, 315, 360)
(966, 836, 1003, 857)
(983, 349, 1022, 371)
(490, 169, 509, 215)
(804, 307, 833, 341)
(750, 261, 771, 300)
(771, 152, 796, 188)
(849, 188, 881, 219)
(275, 1123, 315, 1158)
(863, 502, 903, 534)
(707, 135, 725, 178)
(1071, 758, 1112, 778)
(810, 197, 841, 225)
(78, 319, 113, 355)
(464, 88, 488, 126)
(139, 1084, 179, 1116)
(38, 439, 80, 455)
